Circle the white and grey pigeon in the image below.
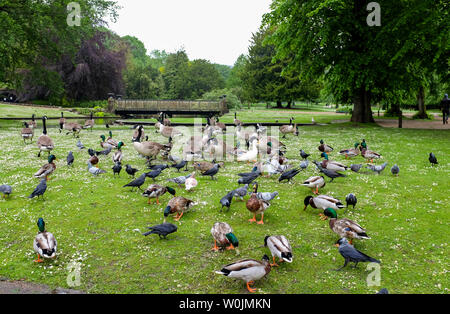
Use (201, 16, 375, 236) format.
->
(87, 161, 106, 176)
(0, 185, 12, 198)
(366, 162, 388, 175)
(350, 164, 363, 173)
(77, 139, 85, 150)
(168, 174, 192, 187)
(233, 184, 249, 201)
(300, 160, 309, 171)
(255, 191, 279, 202)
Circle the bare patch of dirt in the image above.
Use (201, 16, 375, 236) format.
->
(0, 278, 84, 294)
(375, 118, 450, 130)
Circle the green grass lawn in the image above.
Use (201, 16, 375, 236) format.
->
(0, 116, 448, 294)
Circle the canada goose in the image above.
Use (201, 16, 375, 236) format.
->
(37, 116, 54, 157)
(83, 112, 95, 131)
(21, 122, 34, 144)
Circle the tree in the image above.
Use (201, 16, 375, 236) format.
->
(162, 50, 191, 99)
(263, 0, 449, 122)
(188, 59, 225, 99)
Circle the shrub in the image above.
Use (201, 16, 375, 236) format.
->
(201, 88, 242, 109)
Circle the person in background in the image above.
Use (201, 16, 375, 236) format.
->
(441, 94, 450, 125)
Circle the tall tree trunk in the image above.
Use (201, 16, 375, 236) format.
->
(286, 101, 292, 108)
(351, 87, 374, 123)
(416, 86, 428, 119)
(276, 100, 283, 108)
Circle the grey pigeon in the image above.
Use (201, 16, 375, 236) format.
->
(233, 184, 249, 201)
(300, 160, 309, 170)
(0, 185, 12, 198)
(220, 190, 235, 211)
(238, 172, 260, 185)
(391, 164, 400, 176)
(143, 223, 177, 239)
(335, 238, 380, 271)
(346, 193, 357, 209)
(87, 162, 106, 176)
(429, 153, 438, 165)
(77, 140, 85, 150)
(168, 174, 192, 187)
(28, 178, 47, 200)
(377, 288, 389, 294)
(67, 151, 74, 166)
(350, 164, 363, 173)
(255, 191, 279, 202)
(171, 160, 188, 172)
(366, 162, 388, 175)
(96, 146, 112, 156)
(123, 173, 148, 191)
(202, 164, 220, 180)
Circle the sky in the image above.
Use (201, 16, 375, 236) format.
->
(108, 0, 272, 66)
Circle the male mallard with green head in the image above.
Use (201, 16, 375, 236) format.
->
(112, 142, 125, 163)
(318, 139, 334, 153)
(339, 142, 360, 159)
(33, 218, 57, 263)
(320, 153, 348, 172)
(304, 195, 344, 212)
(34, 155, 57, 180)
(211, 222, 239, 253)
(215, 255, 271, 293)
(361, 148, 381, 163)
(143, 184, 176, 205)
(163, 196, 195, 222)
(320, 208, 370, 245)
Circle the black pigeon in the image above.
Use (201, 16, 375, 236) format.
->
(146, 169, 163, 181)
(149, 164, 169, 172)
(112, 162, 122, 177)
(202, 164, 220, 180)
(346, 193, 357, 209)
(67, 151, 74, 166)
(142, 223, 178, 239)
(171, 160, 188, 172)
(377, 288, 389, 294)
(238, 173, 259, 185)
(314, 161, 347, 182)
(88, 148, 96, 157)
(300, 149, 310, 160)
(278, 168, 301, 183)
(220, 190, 235, 212)
(123, 173, 147, 191)
(335, 238, 380, 271)
(429, 153, 438, 165)
(391, 164, 400, 176)
(28, 178, 47, 200)
(126, 164, 139, 177)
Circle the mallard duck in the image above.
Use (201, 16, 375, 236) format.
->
(83, 112, 94, 131)
(34, 155, 57, 180)
(279, 119, 298, 138)
(106, 131, 119, 147)
(301, 176, 326, 195)
(318, 139, 334, 153)
(36, 116, 54, 158)
(361, 148, 381, 163)
(142, 184, 176, 205)
(215, 255, 271, 293)
(21, 122, 34, 144)
(163, 196, 195, 222)
(246, 183, 270, 224)
(321, 208, 370, 244)
(211, 222, 239, 253)
(339, 143, 360, 159)
(33, 218, 57, 263)
(112, 142, 125, 163)
(304, 195, 344, 212)
(264, 236, 293, 267)
(320, 153, 348, 172)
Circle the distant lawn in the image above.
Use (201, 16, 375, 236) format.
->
(0, 119, 448, 294)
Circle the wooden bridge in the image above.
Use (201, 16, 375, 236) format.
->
(113, 99, 229, 118)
